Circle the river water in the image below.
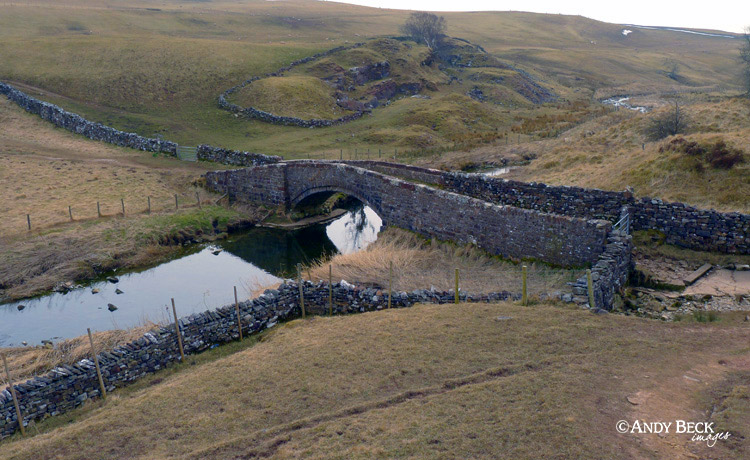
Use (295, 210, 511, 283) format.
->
(0, 205, 381, 347)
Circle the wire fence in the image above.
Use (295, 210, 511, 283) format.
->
(8, 191, 218, 236)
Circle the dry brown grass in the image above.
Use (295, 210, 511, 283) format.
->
(1, 324, 156, 385)
(422, 97, 750, 213)
(0, 96, 253, 301)
(307, 227, 582, 296)
(1, 302, 748, 459)
(0, 97, 225, 238)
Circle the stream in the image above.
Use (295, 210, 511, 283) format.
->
(0, 204, 382, 347)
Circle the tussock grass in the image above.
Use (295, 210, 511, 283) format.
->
(307, 228, 581, 295)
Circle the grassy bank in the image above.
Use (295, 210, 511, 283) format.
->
(307, 227, 582, 296)
(1, 301, 748, 459)
(0, 95, 259, 301)
(0, 206, 256, 302)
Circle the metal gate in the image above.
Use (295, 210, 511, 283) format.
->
(176, 145, 198, 162)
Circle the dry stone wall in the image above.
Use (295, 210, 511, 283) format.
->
(196, 144, 281, 167)
(0, 82, 177, 155)
(0, 281, 515, 440)
(218, 43, 368, 128)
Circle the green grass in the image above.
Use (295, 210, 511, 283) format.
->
(0, 0, 742, 157)
(231, 76, 347, 119)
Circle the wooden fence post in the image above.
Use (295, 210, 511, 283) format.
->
(196, 191, 201, 209)
(340, 149, 343, 161)
(297, 264, 306, 318)
(455, 268, 460, 304)
(388, 261, 393, 309)
(328, 264, 333, 316)
(175, 194, 179, 211)
(69, 206, 73, 222)
(87, 328, 107, 399)
(234, 286, 243, 341)
(97, 201, 101, 218)
(2, 354, 25, 437)
(586, 269, 595, 309)
(171, 298, 185, 361)
(522, 265, 528, 306)
(26, 214, 31, 231)
(147, 196, 151, 214)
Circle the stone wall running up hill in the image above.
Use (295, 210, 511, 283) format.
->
(0, 82, 177, 155)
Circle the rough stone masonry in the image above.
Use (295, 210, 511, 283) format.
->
(205, 161, 612, 267)
(0, 281, 516, 440)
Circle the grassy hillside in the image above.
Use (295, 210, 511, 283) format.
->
(424, 95, 750, 212)
(0, 96, 254, 301)
(0, 0, 742, 156)
(2, 301, 749, 459)
(232, 75, 347, 119)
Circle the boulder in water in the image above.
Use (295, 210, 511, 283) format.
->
(108, 303, 118, 312)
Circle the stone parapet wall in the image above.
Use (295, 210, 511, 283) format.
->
(206, 161, 610, 267)
(342, 161, 750, 255)
(205, 164, 288, 207)
(1, 281, 516, 440)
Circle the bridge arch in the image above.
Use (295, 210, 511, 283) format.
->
(288, 185, 386, 224)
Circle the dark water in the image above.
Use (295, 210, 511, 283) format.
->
(0, 205, 382, 347)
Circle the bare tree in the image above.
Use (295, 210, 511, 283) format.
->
(644, 102, 689, 141)
(741, 27, 750, 97)
(400, 12, 447, 51)
(663, 58, 680, 81)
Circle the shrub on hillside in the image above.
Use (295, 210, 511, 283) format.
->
(644, 102, 689, 141)
(706, 141, 745, 169)
(659, 137, 745, 169)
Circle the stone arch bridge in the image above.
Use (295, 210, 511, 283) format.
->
(204, 160, 612, 267)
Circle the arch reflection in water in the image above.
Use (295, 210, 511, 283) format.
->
(0, 203, 381, 346)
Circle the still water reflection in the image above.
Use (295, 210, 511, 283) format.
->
(0, 204, 382, 346)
